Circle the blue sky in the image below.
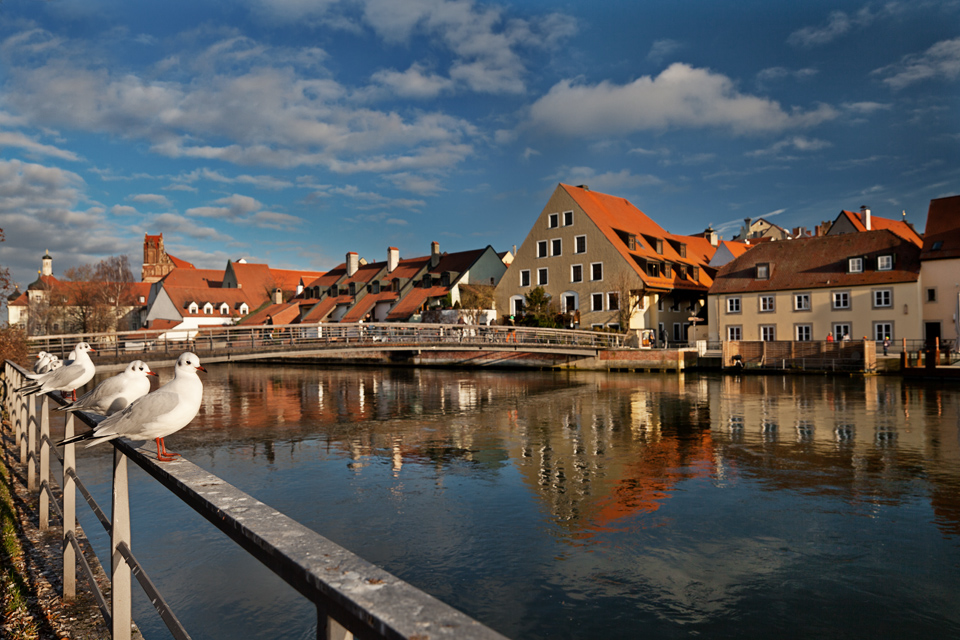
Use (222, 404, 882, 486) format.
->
(1, 0, 958, 289)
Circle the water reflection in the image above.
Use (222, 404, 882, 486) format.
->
(64, 366, 960, 640)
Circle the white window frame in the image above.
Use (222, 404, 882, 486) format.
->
(873, 288, 892, 308)
(877, 255, 893, 271)
(239, 303, 249, 315)
(563, 210, 574, 226)
(219, 303, 229, 315)
(575, 235, 587, 254)
(551, 238, 562, 257)
(548, 213, 559, 229)
(591, 292, 604, 311)
(727, 325, 742, 341)
(520, 269, 531, 287)
(726, 297, 741, 314)
(874, 322, 893, 341)
(590, 262, 603, 282)
(794, 293, 811, 311)
(833, 323, 851, 340)
(510, 295, 525, 316)
(759, 295, 775, 313)
(760, 325, 776, 342)
(562, 292, 579, 313)
(188, 302, 199, 314)
(537, 267, 548, 286)
(848, 257, 863, 273)
(795, 324, 812, 341)
(537, 240, 548, 258)
(832, 291, 850, 310)
(571, 264, 583, 283)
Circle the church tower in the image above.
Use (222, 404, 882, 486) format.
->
(142, 233, 176, 283)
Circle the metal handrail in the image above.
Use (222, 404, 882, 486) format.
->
(2, 360, 508, 640)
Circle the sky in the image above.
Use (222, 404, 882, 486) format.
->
(1, 0, 958, 291)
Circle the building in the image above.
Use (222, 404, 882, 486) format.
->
(141, 234, 196, 283)
(494, 183, 716, 340)
(827, 206, 923, 246)
(919, 195, 960, 348)
(731, 217, 792, 242)
(708, 229, 922, 343)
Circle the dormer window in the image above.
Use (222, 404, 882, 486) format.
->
(877, 255, 893, 271)
(756, 263, 770, 280)
(188, 302, 199, 314)
(349, 282, 356, 296)
(647, 262, 660, 277)
(203, 302, 214, 315)
(372, 281, 380, 294)
(663, 263, 672, 278)
(329, 286, 337, 297)
(679, 243, 687, 258)
(848, 257, 863, 273)
(655, 239, 663, 255)
(219, 303, 229, 315)
(441, 272, 451, 287)
(627, 234, 636, 251)
(423, 274, 432, 288)
(139, 296, 146, 303)
(238, 303, 249, 315)
(692, 267, 700, 282)
(932, 241, 943, 251)
(392, 278, 400, 293)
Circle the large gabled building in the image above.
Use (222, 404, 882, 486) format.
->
(708, 229, 922, 343)
(919, 195, 960, 347)
(494, 183, 716, 340)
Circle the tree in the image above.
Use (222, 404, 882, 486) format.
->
(458, 283, 495, 323)
(0, 229, 29, 365)
(522, 286, 559, 327)
(613, 270, 644, 332)
(58, 255, 135, 334)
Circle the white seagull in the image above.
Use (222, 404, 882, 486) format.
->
(56, 360, 158, 416)
(17, 343, 97, 401)
(32, 351, 51, 374)
(59, 352, 206, 461)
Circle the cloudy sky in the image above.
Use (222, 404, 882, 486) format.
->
(1, 0, 958, 289)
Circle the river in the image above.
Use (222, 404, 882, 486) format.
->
(64, 364, 960, 640)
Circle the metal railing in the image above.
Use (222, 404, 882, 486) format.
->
(26, 322, 622, 362)
(2, 360, 508, 640)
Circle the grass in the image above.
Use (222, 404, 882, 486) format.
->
(0, 454, 41, 640)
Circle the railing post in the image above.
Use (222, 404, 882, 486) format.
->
(63, 413, 76, 600)
(25, 393, 35, 479)
(112, 448, 132, 640)
(39, 398, 50, 529)
(317, 605, 353, 640)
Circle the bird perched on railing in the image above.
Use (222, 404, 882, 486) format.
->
(17, 342, 96, 401)
(59, 352, 205, 462)
(56, 360, 158, 416)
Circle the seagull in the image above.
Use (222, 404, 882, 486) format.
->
(32, 351, 50, 374)
(56, 360, 158, 416)
(59, 352, 206, 462)
(17, 342, 97, 401)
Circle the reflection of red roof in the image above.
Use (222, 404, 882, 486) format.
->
(837, 210, 922, 247)
(920, 195, 960, 261)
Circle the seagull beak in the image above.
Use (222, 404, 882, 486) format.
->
(89, 347, 97, 353)
(147, 370, 159, 377)
(196, 365, 207, 373)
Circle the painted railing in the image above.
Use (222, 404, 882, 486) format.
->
(2, 360, 509, 640)
(25, 322, 622, 363)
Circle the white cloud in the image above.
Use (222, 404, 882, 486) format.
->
(130, 193, 172, 207)
(842, 101, 892, 115)
(0, 130, 80, 161)
(325, 184, 426, 210)
(873, 37, 960, 90)
(528, 63, 838, 137)
(788, 4, 905, 47)
(370, 63, 454, 99)
(383, 172, 444, 195)
(647, 39, 682, 63)
(746, 136, 832, 157)
(186, 194, 262, 219)
(150, 212, 234, 242)
(110, 205, 139, 216)
(558, 167, 663, 191)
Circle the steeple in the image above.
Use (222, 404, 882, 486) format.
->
(41, 249, 53, 277)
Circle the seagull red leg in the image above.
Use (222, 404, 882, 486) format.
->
(155, 437, 182, 462)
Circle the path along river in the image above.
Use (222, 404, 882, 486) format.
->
(61, 364, 960, 640)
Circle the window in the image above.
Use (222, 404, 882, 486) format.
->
(563, 211, 574, 226)
(537, 240, 548, 258)
(655, 239, 663, 255)
(832, 291, 850, 309)
(796, 324, 812, 341)
(873, 289, 892, 308)
(727, 297, 741, 314)
(591, 262, 603, 281)
(239, 303, 249, 315)
(647, 262, 660, 277)
(520, 270, 530, 287)
(563, 294, 577, 313)
(932, 241, 943, 251)
(537, 268, 548, 286)
(203, 303, 213, 315)
(692, 267, 700, 282)
(512, 297, 525, 315)
(548, 213, 559, 228)
(658, 297, 664, 311)
(571, 264, 583, 283)
(188, 302, 199, 314)
(848, 257, 863, 273)
(139, 296, 146, 303)
(679, 243, 687, 258)
(372, 281, 380, 294)
(575, 235, 587, 254)
(756, 263, 770, 280)
(794, 293, 811, 311)
(878, 255, 893, 271)
(551, 238, 562, 257)
(663, 263, 672, 278)
(833, 323, 851, 340)
(607, 323, 620, 331)
(627, 234, 636, 251)
(927, 288, 937, 303)
(608, 292, 619, 311)
(874, 322, 893, 341)
(441, 272, 450, 287)
(760, 325, 776, 341)
(220, 303, 229, 315)
(760, 295, 775, 312)
(673, 323, 682, 341)
(591, 292, 604, 311)
(727, 325, 742, 341)
(349, 282, 357, 296)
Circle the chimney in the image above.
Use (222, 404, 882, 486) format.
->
(742, 217, 752, 239)
(296, 280, 304, 296)
(387, 247, 399, 273)
(346, 252, 359, 276)
(705, 226, 718, 247)
(272, 287, 283, 304)
(861, 205, 871, 230)
(577, 184, 590, 191)
(430, 241, 440, 268)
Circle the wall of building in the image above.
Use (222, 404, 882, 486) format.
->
(921, 259, 960, 344)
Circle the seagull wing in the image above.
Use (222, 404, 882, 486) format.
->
(93, 390, 181, 439)
(39, 364, 87, 392)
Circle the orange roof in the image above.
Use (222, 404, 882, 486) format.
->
(720, 240, 751, 258)
(270, 268, 325, 291)
(300, 296, 342, 323)
(920, 195, 960, 261)
(159, 268, 225, 289)
(163, 286, 253, 318)
(242, 299, 318, 325)
(168, 254, 196, 269)
(561, 184, 712, 292)
(341, 291, 398, 322)
(837, 210, 923, 247)
(386, 284, 449, 320)
(147, 318, 182, 331)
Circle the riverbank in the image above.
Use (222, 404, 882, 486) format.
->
(0, 417, 121, 640)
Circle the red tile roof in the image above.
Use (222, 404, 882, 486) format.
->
(159, 268, 225, 289)
(836, 210, 923, 247)
(163, 286, 254, 318)
(920, 195, 960, 261)
(710, 230, 921, 295)
(168, 254, 196, 269)
(300, 296, 342, 323)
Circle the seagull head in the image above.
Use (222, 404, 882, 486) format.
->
(176, 352, 206, 374)
(76, 342, 96, 354)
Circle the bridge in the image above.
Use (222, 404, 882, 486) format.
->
(27, 322, 627, 370)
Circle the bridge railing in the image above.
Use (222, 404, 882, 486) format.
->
(26, 322, 622, 360)
(2, 360, 509, 640)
